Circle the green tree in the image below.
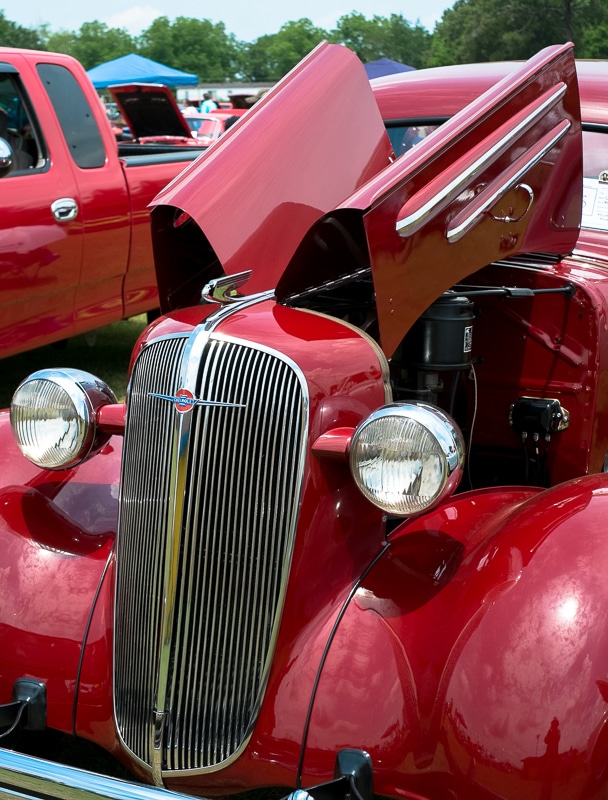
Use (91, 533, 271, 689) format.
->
(581, 20, 608, 56)
(430, 0, 608, 65)
(44, 29, 78, 56)
(241, 34, 276, 81)
(137, 16, 240, 81)
(0, 10, 46, 49)
(378, 14, 433, 67)
(60, 21, 136, 69)
(241, 19, 328, 81)
(330, 12, 432, 68)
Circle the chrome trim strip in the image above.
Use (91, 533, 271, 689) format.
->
(149, 329, 214, 782)
(297, 307, 393, 405)
(0, 748, 201, 800)
(446, 119, 570, 242)
(202, 290, 275, 332)
(115, 334, 189, 778)
(395, 82, 567, 237)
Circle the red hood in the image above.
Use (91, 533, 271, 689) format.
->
(109, 83, 194, 140)
(150, 42, 582, 357)
(149, 43, 393, 299)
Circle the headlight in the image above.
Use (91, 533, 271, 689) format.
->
(350, 402, 465, 516)
(10, 368, 117, 470)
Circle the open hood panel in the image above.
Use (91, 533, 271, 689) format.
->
(362, 43, 582, 356)
(280, 43, 583, 356)
(109, 82, 194, 140)
(150, 43, 582, 357)
(149, 42, 393, 300)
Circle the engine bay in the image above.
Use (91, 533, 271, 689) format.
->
(286, 254, 606, 491)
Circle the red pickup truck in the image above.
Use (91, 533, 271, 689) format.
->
(0, 48, 205, 358)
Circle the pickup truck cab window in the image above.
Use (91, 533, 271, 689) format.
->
(37, 62, 106, 168)
(0, 71, 43, 172)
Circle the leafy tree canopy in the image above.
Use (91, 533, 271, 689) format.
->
(0, 3, 605, 82)
(241, 19, 328, 81)
(137, 16, 240, 81)
(329, 12, 432, 68)
(0, 10, 45, 49)
(430, 0, 608, 64)
(50, 21, 136, 69)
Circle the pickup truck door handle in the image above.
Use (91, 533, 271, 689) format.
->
(51, 197, 79, 222)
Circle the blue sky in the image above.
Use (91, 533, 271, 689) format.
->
(1, 0, 454, 40)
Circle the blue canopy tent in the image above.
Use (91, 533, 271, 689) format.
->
(87, 54, 198, 88)
(364, 58, 415, 79)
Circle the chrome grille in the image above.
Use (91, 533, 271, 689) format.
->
(114, 333, 307, 773)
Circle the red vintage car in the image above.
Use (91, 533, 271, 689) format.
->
(2, 40, 608, 800)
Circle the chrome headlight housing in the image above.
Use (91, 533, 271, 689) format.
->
(10, 368, 117, 470)
(350, 402, 465, 516)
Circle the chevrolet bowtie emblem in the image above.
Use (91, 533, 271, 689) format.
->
(149, 388, 246, 414)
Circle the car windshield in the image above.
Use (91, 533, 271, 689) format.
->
(188, 117, 222, 140)
(581, 130, 608, 232)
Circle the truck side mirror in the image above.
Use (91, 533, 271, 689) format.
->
(0, 137, 13, 177)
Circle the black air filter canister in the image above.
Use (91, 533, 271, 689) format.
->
(406, 294, 474, 370)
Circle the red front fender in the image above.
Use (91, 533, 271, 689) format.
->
(0, 411, 121, 735)
(303, 476, 608, 799)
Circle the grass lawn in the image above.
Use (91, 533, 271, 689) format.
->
(0, 314, 148, 409)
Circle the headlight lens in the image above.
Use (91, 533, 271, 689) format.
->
(10, 368, 117, 470)
(350, 402, 465, 516)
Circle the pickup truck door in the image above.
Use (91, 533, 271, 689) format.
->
(0, 54, 131, 359)
(0, 60, 84, 357)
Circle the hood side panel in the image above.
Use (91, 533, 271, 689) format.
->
(360, 44, 582, 356)
(150, 42, 393, 300)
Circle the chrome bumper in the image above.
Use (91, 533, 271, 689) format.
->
(0, 747, 375, 800)
(0, 748, 198, 800)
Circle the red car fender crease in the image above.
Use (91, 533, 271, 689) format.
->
(0, 420, 120, 733)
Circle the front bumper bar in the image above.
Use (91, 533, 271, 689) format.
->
(0, 748, 196, 800)
(0, 746, 374, 800)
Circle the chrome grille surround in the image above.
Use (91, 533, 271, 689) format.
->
(114, 327, 308, 780)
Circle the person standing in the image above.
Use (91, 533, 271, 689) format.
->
(199, 92, 218, 113)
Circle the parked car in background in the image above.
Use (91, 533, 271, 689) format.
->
(108, 82, 207, 146)
(182, 107, 247, 143)
(3, 40, 608, 800)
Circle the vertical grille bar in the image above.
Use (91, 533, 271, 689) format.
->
(114, 333, 307, 774)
